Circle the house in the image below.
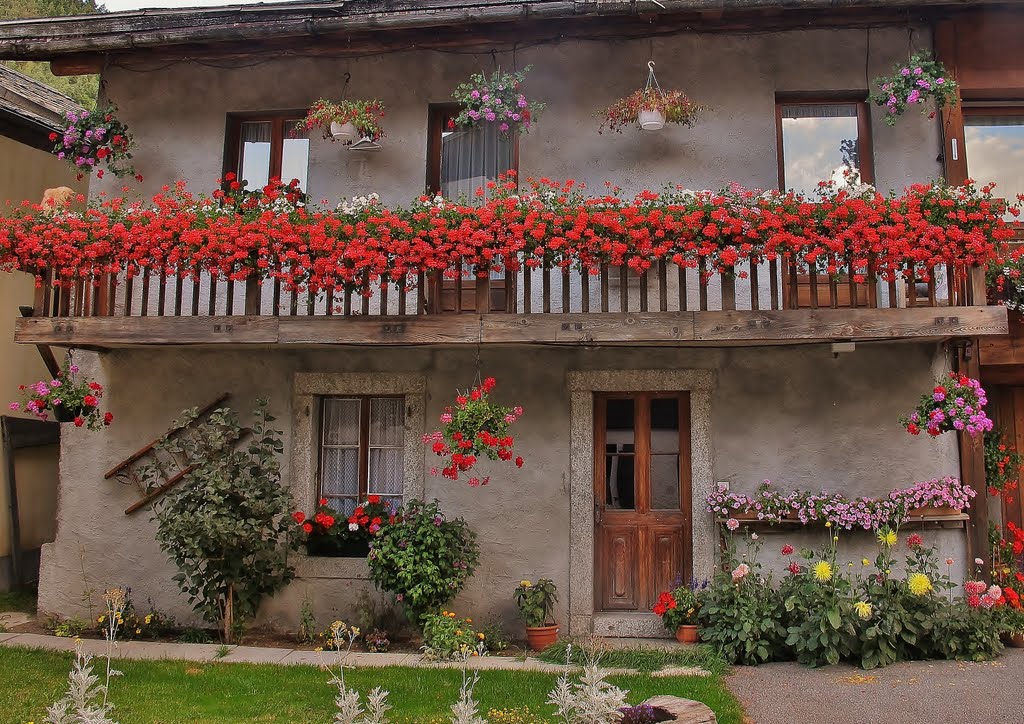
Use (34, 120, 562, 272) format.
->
(0, 0, 1019, 637)
(0, 63, 87, 592)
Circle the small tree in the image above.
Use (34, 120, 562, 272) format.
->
(144, 399, 298, 643)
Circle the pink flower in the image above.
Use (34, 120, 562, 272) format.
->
(8, 402, 19, 411)
(945, 558, 954, 566)
(967, 593, 981, 608)
(731, 563, 750, 582)
(725, 518, 739, 531)
(906, 533, 923, 548)
(988, 584, 1003, 600)
(440, 413, 453, 424)
(781, 544, 794, 556)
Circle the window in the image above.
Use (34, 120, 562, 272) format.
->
(776, 100, 874, 194)
(964, 109, 1024, 220)
(318, 396, 404, 515)
(225, 112, 310, 192)
(426, 104, 517, 198)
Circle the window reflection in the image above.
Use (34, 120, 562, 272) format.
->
(239, 121, 272, 191)
(780, 103, 862, 195)
(965, 115, 1024, 220)
(604, 398, 635, 510)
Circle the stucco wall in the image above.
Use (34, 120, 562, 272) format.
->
(38, 341, 962, 632)
(92, 25, 940, 205)
(0, 136, 86, 589)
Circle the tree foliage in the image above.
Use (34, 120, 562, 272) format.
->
(1, 0, 103, 109)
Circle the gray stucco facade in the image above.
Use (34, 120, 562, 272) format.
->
(35, 23, 974, 635)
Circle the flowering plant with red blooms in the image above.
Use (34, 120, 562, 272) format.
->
(652, 580, 705, 628)
(424, 377, 523, 484)
(0, 175, 1015, 301)
(295, 98, 386, 143)
(50, 104, 136, 180)
(10, 357, 113, 430)
(292, 495, 397, 557)
(984, 429, 1023, 499)
(899, 372, 992, 438)
(988, 243, 1024, 310)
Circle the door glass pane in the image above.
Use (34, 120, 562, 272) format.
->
(780, 103, 862, 195)
(282, 119, 309, 191)
(604, 398, 635, 510)
(239, 121, 271, 191)
(650, 398, 681, 510)
(965, 115, 1024, 220)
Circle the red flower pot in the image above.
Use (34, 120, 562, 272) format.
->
(526, 624, 559, 651)
(675, 625, 699, 644)
(1007, 633, 1024, 648)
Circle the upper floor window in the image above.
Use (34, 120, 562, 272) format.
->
(776, 100, 874, 195)
(225, 112, 310, 192)
(426, 104, 517, 199)
(318, 396, 404, 515)
(963, 109, 1024, 220)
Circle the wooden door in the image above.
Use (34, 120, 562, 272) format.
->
(594, 393, 692, 612)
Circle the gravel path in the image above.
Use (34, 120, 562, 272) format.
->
(727, 650, 1024, 723)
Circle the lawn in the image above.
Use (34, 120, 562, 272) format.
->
(0, 646, 744, 723)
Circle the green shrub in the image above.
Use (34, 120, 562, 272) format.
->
(421, 610, 483, 659)
(931, 603, 1004, 661)
(367, 499, 479, 624)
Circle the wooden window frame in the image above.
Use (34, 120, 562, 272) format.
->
(223, 109, 309, 186)
(425, 103, 520, 195)
(774, 97, 875, 192)
(316, 395, 405, 509)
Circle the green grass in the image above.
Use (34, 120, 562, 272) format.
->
(0, 589, 37, 614)
(536, 641, 730, 676)
(0, 646, 744, 723)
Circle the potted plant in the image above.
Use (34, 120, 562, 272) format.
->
(899, 476, 977, 518)
(450, 66, 545, 140)
(653, 582, 704, 643)
(424, 376, 524, 484)
(295, 98, 386, 144)
(10, 358, 113, 429)
(899, 371, 993, 438)
(514, 578, 558, 650)
(49, 104, 137, 181)
(599, 63, 703, 134)
(292, 495, 396, 557)
(870, 52, 959, 127)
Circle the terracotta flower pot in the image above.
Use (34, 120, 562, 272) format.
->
(908, 505, 962, 518)
(526, 624, 559, 651)
(1007, 632, 1024, 648)
(675, 625, 699, 644)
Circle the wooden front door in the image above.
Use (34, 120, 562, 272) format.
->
(594, 393, 692, 612)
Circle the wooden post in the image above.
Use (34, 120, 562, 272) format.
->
(721, 274, 736, 312)
(475, 275, 491, 314)
(957, 340, 989, 577)
(244, 277, 260, 316)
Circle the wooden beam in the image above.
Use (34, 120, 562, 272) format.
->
(50, 55, 104, 76)
(20, 307, 60, 378)
(13, 306, 1008, 347)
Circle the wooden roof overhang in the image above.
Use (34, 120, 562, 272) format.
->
(0, 0, 1016, 76)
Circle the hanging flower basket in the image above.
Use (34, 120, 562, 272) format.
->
(450, 66, 545, 140)
(899, 372, 992, 437)
(423, 377, 524, 485)
(296, 98, 386, 144)
(10, 357, 113, 430)
(870, 52, 959, 127)
(599, 62, 704, 134)
(49, 104, 138, 181)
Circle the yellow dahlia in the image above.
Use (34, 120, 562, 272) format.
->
(877, 529, 897, 547)
(907, 572, 933, 596)
(853, 601, 872, 620)
(520, 580, 532, 588)
(813, 560, 834, 582)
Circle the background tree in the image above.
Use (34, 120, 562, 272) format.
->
(2, 0, 104, 108)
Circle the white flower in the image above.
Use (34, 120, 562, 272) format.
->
(348, 523, 359, 532)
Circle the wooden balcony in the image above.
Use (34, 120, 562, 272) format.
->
(14, 260, 1008, 349)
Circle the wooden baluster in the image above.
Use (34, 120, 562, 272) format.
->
(398, 276, 407, 316)
(697, 260, 707, 311)
(123, 275, 134, 316)
(749, 262, 759, 312)
(580, 268, 590, 313)
(542, 268, 551, 314)
(678, 264, 687, 311)
(476, 275, 491, 314)
(907, 270, 918, 308)
(33, 268, 49, 317)
(141, 273, 151, 317)
(361, 279, 370, 315)
(847, 271, 858, 308)
(192, 268, 201, 316)
(505, 270, 516, 313)
(808, 268, 819, 310)
(619, 266, 629, 312)
(226, 278, 235, 316)
(456, 266, 464, 314)
(721, 274, 736, 311)
(325, 286, 335, 316)
(600, 264, 609, 312)
(174, 274, 183, 316)
(927, 273, 937, 307)
(157, 271, 167, 316)
(523, 266, 532, 314)
(417, 272, 427, 315)
(639, 268, 649, 312)
(657, 259, 668, 312)
(74, 279, 83, 316)
(787, 257, 799, 309)
(208, 275, 217, 316)
(288, 284, 298, 316)
(769, 259, 779, 310)
(968, 265, 985, 306)
(57, 281, 69, 317)
(562, 267, 571, 313)
(95, 273, 112, 317)
(947, 263, 958, 306)
(380, 279, 389, 315)
(244, 277, 260, 316)
(829, 276, 839, 309)
(887, 278, 898, 309)
(867, 255, 878, 309)
(273, 273, 282, 318)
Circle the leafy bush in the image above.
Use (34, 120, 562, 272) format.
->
(931, 603, 1004, 661)
(699, 531, 785, 665)
(367, 499, 479, 624)
(514, 578, 557, 627)
(145, 400, 298, 643)
(421, 610, 483, 660)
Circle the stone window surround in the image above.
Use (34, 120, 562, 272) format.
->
(568, 369, 715, 637)
(290, 373, 426, 580)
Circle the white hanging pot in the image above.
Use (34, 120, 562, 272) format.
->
(330, 121, 357, 139)
(638, 109, 666, 131)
